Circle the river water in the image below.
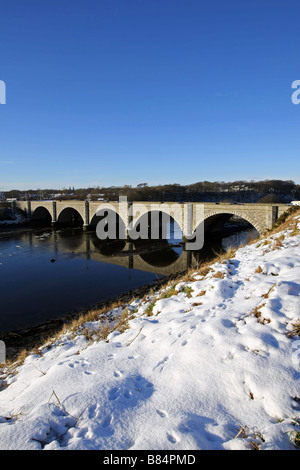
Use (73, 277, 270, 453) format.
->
(0, 223, 258, 335)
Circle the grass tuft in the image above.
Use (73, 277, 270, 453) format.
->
(287, 320, 300, 338)
(144, 301, 156, 317)
(251, 303, 270, 325)
(183, 286, 194, 297)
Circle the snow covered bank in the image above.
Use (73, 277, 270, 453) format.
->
(0, 212, 300, 450)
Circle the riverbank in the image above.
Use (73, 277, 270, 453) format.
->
(0, 207, 300, 450)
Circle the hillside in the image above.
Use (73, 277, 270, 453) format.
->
(0, 209, 300, 450)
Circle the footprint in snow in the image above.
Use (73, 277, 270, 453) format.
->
(101, 415, 112, 428)
(107, 376, 154, 405)
(87, 403, 100, 419)
(156, 409, 168, 419)
(154, 356, 169, 372)
(167, 432, 179, 444)
(65, 359, 94, 375)
(123, 390, 132, 399)
(108, 387, 119, 401)
(84, 370, 95, 375)
(128, 354, 139, 360)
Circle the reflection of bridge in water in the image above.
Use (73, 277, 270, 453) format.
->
(86, 241, 193, 277)
(61, 233, 195, 277)
(24, 229, 196, 276)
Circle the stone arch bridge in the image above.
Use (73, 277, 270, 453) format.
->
(16, 200, 289, 238)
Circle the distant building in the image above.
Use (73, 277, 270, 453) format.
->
(291, 201, 300, 206)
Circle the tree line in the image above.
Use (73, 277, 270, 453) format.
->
(2, 179, 300, 204)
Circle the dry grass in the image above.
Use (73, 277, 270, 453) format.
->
(198, 266, 212, 277)
(114, 308, 134, 333)
(144, 301, 156, 317)
(262, 236, 284, 254)
(291, 228, 300, 236)
(261, 283, 276, 299)
(158, 284, 179, 300)
(234, 424, 265, 450)
(273, 205, 300, 228)
(287, 320, 300, 338)
(212, 271, 226, 279)
(267, 206, 300, 236)
(81, 321, 111, 342)
(294, 429, 300, 448)
(0, 347, 30, 375)
(251, 302, 270, 325)
(289, 419, 300, 448)
(81, 306, 134, 342)
(273, 237, 284, 249)
(197, 290, 206, 297)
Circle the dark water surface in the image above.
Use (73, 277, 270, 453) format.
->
(0, 224, 257, 334)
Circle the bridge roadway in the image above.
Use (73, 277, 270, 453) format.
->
(16, 200, 290, 237)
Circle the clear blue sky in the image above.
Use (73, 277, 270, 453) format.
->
(0, 0, 299, 190)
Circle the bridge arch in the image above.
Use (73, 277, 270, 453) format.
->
(31, 206, 52, 223)
(196, 210, 261, 239)
(90, 208, 126, 239)
(57, 207, 84, 226)
(130, 209, 183, 241)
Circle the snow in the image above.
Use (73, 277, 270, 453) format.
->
(0, 215, 300, 450)
(0, 212, 26, 225)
